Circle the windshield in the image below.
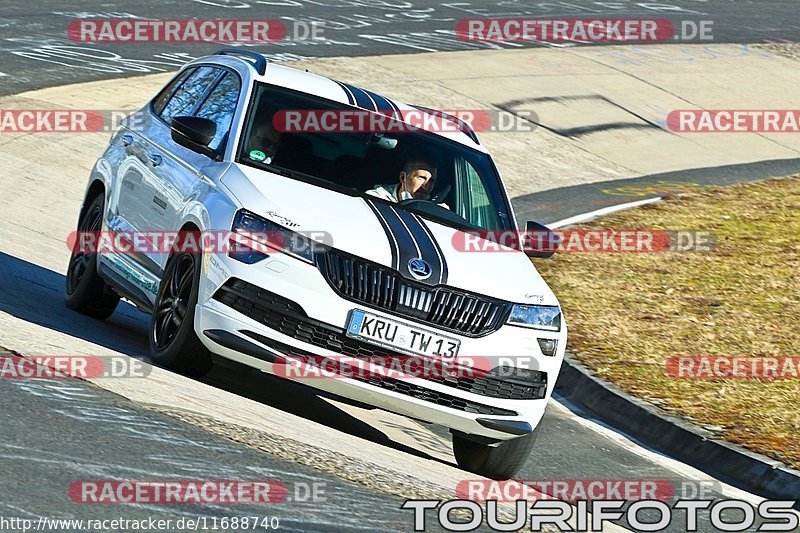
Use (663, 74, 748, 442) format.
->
(237, 83, 513, 231)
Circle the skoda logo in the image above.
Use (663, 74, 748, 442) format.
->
(407, 258, 432, 280)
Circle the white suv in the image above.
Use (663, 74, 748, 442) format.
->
(65, 50, 566, 479)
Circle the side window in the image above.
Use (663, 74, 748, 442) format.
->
(195, 72, 241, 152)
(151, 68, 195, 116)
(159, 66, 221, 124)
(454, 158, 500, 230)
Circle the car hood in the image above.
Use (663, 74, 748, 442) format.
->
(223, 164, 558, 306)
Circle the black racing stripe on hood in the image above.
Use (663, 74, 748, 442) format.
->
(366, 199, 446, 286)
(370, 201, 420, 277)
(390, 206, 447, 286)
(344, 83, 377, 111)
(409, 211, 448, 285)
(365, 89, 399, 119)
(364, 200, 400, 271)
(384, 96, 403, 118)
(333, 80, 356, 105)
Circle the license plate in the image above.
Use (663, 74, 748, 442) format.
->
(346, 309, 460, 360)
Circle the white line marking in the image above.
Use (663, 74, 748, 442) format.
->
(549, 197, 662, 229)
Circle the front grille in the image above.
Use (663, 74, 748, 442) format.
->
(213, 279, 545, 404)
(318, 251, 511, 337)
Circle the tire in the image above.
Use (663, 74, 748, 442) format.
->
(452, 428, 539, 479)
(64, 194, 120, 319)
(149, 242, 213, 376)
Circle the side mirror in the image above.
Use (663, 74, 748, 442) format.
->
(171, 116, 219, 159)
(525, 220, 559, 258)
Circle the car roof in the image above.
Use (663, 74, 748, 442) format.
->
(191, 51, 488, 152)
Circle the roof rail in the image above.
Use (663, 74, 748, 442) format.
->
(214, 49, 267, 76)
(411, 105, 480, 145)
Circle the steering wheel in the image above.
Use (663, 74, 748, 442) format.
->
(429, 184, 451, 204)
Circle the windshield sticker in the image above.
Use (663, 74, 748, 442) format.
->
(249, 150, 267, 162)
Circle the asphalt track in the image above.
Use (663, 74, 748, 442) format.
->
(0, 362, 423, 532)
(1, 1, 799, 532)
(0, 267, 767, 532)
(0, 138, 783, 531)
(1, 0, 800, 95)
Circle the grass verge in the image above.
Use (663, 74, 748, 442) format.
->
(535, 177, 800, 469)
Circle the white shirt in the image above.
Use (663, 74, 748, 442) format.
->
(365, 183, 404, 202)
(365, 183, 450, 209)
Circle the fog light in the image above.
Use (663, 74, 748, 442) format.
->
(537, 338, 557, 357)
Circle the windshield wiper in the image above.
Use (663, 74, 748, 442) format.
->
(261, 163, 296, 179)
(393, 201, 482, 233)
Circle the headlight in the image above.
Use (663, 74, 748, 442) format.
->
(507, 304, 561, 331)
(230, 210, 319, 264)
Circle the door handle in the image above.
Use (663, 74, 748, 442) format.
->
(120, 134, 133, 147)
(148, 154, 163, 167)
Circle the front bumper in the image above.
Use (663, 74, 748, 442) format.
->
(196, 252, 566, 441)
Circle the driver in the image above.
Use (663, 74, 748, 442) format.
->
(366, 159, 438, 202)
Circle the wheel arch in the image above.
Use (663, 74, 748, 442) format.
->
(179, 220, 202, 233)
(79, 178, 106, 221)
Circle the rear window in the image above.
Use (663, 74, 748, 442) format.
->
(159, 66, 221, 124)
(151, 68, 195, 116)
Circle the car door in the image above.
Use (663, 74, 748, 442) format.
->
(144, 68, 242, 275)
(101, 65, 238, 305)
(100, 67, 205, 304)
(140, 65, 224, 240)
(106, 67, 196, 245)
(153, 69, 242, 234)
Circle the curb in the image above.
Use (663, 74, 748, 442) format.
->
(555, 354, 800, 508)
